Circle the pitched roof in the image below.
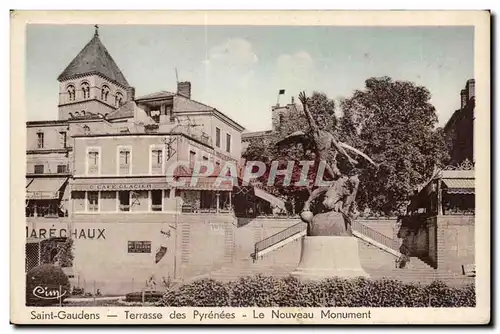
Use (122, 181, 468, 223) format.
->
(173, 95, 215, 112)
(106, 101, 135, 120)
(135, 91, 175, 101)
(58, 32, 130, 88)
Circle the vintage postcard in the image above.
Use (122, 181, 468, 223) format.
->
(10, 10, 490, 325)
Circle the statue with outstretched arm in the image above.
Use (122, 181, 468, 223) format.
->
(276, 91, 377, 224)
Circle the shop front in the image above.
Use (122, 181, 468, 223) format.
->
(174, 176, 233, 213)
(402, 163, 475, 271)
(70, 177, 175, 213)
(26, 177, 69, 218)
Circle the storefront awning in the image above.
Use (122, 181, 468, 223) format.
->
(442, 178, 475, 194)
(26, 178, 33, 188)
(175, 177, 234, 191)
(26, 177, 68, 200)
(254, 187, 286, 209)
(71, 177, 171, 191)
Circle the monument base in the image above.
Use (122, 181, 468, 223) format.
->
(291, 236, 369, 280)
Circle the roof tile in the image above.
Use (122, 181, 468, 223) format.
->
(58, 33, 129, 87)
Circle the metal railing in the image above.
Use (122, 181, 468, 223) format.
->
(350, 220, 399, 252)
(252, 222, 306, 259)
(252, 219, 411, 262)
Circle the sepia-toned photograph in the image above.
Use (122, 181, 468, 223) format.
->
(10, 10, 490, 325)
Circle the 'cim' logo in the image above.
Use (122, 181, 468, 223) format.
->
(32, 286, 67, 300)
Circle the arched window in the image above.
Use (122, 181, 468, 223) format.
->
(81, 82, 90, 99)
(68, 113, 73, 119)
(74, 111, 80, 118)
(67, 85, 75, 101)
(81, 111, 86, 117)
(101, 85, 110, 101)
(115, 92, 124, 107)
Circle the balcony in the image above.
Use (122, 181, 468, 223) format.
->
(151, 165, 163, 175)
(26, 147, 73, 155)
(151, 204, 163, 212)
(87, 165, 99, 175)
(119, 165, 131, 175)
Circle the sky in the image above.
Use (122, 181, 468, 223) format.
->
(26, 25, 474, 131)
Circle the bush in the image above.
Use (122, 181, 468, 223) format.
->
(26, 264, 71, 306)
(162, 279, 230, 307)
(158, 275, 475, 308)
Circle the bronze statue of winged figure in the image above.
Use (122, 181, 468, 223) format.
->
(276, 91, 378, 223)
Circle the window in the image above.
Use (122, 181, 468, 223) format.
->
(34, 165, 44, 174)
(150, 110, 160, 123)
(101, 85, 110, 101)
(118, 147, 131, 174)
(59, 131, 67, 148)
(215, 127, 221, 148)
(203, 156, 209, 161)
(189, 150, 196, 167)
(151, 148, 163, 174)
(57, 165, 68, 174)
(87, 149, 99, 175)
(119, 191, 130, 211)
(115, 92, 124, 107)
(81, 82, 90, 99)
(226, 133, 231, 153)
(37, 132, 44, 149)
(151, 190, 163, 211)
(67, 85, 75, 101)
(87, 191, 99, 212)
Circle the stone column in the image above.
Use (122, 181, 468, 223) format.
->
(216, 192, 220, 214)
(437, 179, 443, 215)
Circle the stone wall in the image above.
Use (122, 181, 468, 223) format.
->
(406, 214, 474, 272)
(435, 215, 475, 272)
(26, 214, 474, 294)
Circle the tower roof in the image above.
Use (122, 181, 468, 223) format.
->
(57, 28, 130, 88)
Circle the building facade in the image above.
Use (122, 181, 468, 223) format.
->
(25, 27, 252, 293)
(444, 79, 475, 166)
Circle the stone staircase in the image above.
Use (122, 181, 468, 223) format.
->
(193, 220, 473, 287)
(195, 256, 473, 287)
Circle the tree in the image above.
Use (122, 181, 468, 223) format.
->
(242, 91, 337, 209)
(338, 76, 449, 214)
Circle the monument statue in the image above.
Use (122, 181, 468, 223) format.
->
(276, 91, 377, 280)
(276, 91, 377, 236)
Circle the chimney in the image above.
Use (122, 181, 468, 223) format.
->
(127, 87, 136, 101)
(467, 79, 475, 101)
(460, 89, 467, 109)
(177, 81, 191, 99)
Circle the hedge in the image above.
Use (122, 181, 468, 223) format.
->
(159, 275, 475, 307)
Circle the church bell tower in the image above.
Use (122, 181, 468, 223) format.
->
(57, 25, 132, 120)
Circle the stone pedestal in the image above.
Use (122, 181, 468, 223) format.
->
(310, 211, 352, 236)
(291, 236, 369, 280)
